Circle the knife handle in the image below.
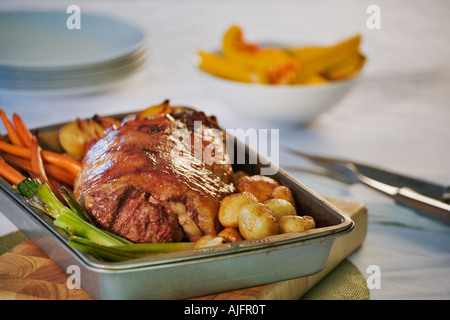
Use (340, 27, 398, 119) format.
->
(394, 187, 450, 225)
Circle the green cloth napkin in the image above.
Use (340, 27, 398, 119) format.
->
(301, 259, 370, 300)
(0, 230, 27, 255)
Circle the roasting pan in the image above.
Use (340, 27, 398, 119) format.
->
(0, 108, 354, 300)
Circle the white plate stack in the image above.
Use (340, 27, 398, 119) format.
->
(0, 11, 147, 95)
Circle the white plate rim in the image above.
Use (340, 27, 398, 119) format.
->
(0, 10, 146, 69)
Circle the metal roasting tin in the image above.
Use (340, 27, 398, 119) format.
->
(0, 109, 354, 300)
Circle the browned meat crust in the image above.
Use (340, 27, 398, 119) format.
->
(74, 110, 235, 243)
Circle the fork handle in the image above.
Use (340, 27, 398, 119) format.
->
(394, 187, 450, 224)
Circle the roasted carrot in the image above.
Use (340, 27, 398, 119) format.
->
(1, 153, 75, 186)
(0, 153, 30, 172)
(41, 150, 82, 177)
(31, 135, 67, 200)
(0, 139, 29, 158)
(0, 109, 26, 147)
(45, 165, 76, 186)
(0, 156, 26, 185)
(12, 113, 32, 148)
(30, 135, 49, 183)
(0, 153, 30, 171)
(0, 140, 81, 177)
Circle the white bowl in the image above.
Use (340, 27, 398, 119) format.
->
(197, 67, 360, 125)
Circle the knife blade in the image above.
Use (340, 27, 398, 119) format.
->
(443, 185, 450, 203)
(352, 162, 447, 202)
(282, 147, 448, 202)
(282, 148, 450, 224)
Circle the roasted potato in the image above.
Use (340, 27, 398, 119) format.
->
(238, 203, 279, 240)
(236, 175, 279, 202)
(194, 235, 224, 249)
(233, 170, 249, 187)
(269, 185, 296, 207)
(136, 100, 172, 120)
(279, 215, 315, 233)
(218, 227, 244, 243)
(218, 191, 259, 228)
(199, 26, 365, 85)
(59, 119, 90, 159)
(263, 198, 297, 220)
(59, 115, 120, 159)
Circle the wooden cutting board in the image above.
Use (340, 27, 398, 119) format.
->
(0, 196, 367, 300)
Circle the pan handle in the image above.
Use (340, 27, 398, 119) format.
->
(394, 187, 450, 225)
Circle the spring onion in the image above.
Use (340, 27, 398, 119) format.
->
(16, 177, 40, 198)
(18, 178, 126, 246)
(59, 186, 95, 224)
(16, 178, 195, 261)
(53, 207, 127, 246)
(69, 236, 195, 262)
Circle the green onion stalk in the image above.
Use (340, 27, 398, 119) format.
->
(69, 236, 195, 262)
(16, 178, 194, 261)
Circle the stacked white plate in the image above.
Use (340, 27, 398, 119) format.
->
(0, 11, 147, 95)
